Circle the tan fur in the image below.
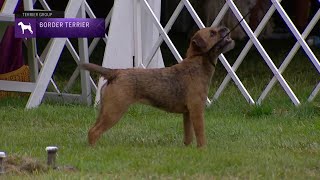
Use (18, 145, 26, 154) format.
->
(81, 26, 235, 148)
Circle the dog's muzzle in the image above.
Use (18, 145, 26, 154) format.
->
(214, 27, 234, 50)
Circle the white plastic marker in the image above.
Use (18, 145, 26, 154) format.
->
(46, 146, 58, 168)
(0, 152, 6, 174)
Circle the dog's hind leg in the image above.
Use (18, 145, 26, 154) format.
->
(183, 112, 194, 146)
(88, 86, 132, 146)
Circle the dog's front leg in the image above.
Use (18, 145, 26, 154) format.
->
(189, 108, 206, 148)
(183, 112, 194, 146)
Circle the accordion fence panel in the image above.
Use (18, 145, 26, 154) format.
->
(213, 1, 279, 102)
(94, 0, 167, 105)
(96, 0, 320, 107)
(26, 0, 92, 108)
(227, 0, 300, 105)
(0, 0, 112, 108)
(0, 0, 319, 108)
(268, 0, 320, 103)
(212, 0, 320, 105)
(0, 0, 37, 95)
(0, 0, 17, 41)
(258, 8, 320, 104)
(96, 0, 255, 106)
(27, 0, 114, 108)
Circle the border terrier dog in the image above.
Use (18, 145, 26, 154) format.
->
(81, 26, 235, 147)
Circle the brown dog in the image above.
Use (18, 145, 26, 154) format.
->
(81, 26, 235, 147)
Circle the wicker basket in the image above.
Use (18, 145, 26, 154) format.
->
(0, 65, 30, 98)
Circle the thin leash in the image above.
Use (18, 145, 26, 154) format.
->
(146, 7, 253, 67)
(206, 8, 253, 106)
(208, 9, 252, 53)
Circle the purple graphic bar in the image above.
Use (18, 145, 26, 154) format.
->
(15, 18, 105, 38)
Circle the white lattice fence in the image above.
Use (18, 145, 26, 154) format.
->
(97, 0, 320, 107)
(0, 0, 319, 108)
(0, 0, 112, 108)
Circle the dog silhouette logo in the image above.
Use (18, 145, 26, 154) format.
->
(18, 22, 33, 34)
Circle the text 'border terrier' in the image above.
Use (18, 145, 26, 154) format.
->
(81, 26, 235, 148)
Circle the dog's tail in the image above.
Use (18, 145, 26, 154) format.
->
(80, 63, 117, 80)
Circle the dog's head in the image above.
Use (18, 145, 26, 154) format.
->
(18, 22, 23, 26)
(187, 26, 235, 57)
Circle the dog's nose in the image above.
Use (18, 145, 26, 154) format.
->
(219, 27, 230, 37)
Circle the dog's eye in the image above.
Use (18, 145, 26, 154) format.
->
(210, 30, 216, 37)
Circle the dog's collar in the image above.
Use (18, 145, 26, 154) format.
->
(188, 53, 216, 67)
(203, 53, 216, 68)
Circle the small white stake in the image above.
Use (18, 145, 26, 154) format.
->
(46, 146, 58, 168)
(0, 152, 6, 174)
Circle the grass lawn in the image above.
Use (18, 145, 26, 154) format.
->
(1, 39, 320, 179)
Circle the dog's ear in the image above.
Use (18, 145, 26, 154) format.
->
(192, 33, 207, 50)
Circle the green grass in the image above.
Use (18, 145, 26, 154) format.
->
(1, 91, 320, 179)
(1, 39, 320, 179)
